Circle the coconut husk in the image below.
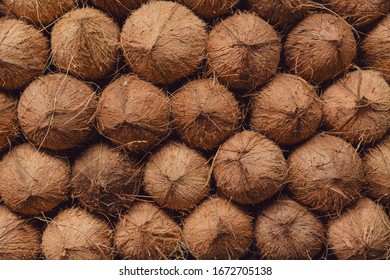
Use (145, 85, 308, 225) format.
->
(178, 0, 239, 19)
(0, 92, 18, 151)
(91, 0, 146, 20)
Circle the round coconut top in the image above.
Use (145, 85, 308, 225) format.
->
(71, 143, 142, 216)
(322, 70, 390, 146)
(115, 202, 182, 260)
(0, 92, 18, 151)
(172, 79, 242, 150)
(91, 0, 146, 20)
(183, 196, 253, 260)
(18, 73, 98, 151)
(0, 144, 70, 216)
(207, 12, 281, 90)
(213, 130, 288, 205)
(255, 199, 325, 260)
(284, 13, 356, 83)
(42, 207, 113, 260)
(288, 134, 364, 214)
(97, 75, 171, 152)
(0, 205, 40, 260)
(250, 73, 322, 146)
(143, 142, 210, 211)
(0, 19, 49, 91)
(121, 1, 207, 84)
(51, 7, 120, 81)
(178, 0, 239, 19)
(328, 198, 390, 260)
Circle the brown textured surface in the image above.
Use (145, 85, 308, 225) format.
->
(92, 0, 146, 20)
(178, 0, 239, 19)
(0, 92, 18, 151)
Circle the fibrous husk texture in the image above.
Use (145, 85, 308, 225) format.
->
(143, 142, 210, 211)
(0, 92, 18, 151)
(92, 0, 147, 20)
(207, 12, 281, 90)
(284, 13, 356, 83)
(250, 74, 322, 146)
(120, 1, 207, 84)
(42, 207, 113, 260)
(172, 79, 242, 150)
(114, 202, 182, 260)
(183, 196, 253, 260)
(322, 70, 390, 146)
(288, 134, 364, 214)
(0, 205, 40, 260)
(0, 144, 70, 216)
(0, 19, 48, 91)
(51, 7, 120, 81)
(18, 73, 98, 151)
(178, 0, 239, 19)
(213, 130, 287, 205)
(97, 75, 170, 152)
(71, 143, 142, 216)
(328, 198, 390, 260)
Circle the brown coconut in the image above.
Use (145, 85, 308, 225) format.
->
(178, 0, 239, 19)
(288, 134, 364, 214)
(328, 198, 390, 260)
(183, 196, 253, 260)
(207, 13, 281, 90)
(172, 79, 242, 150)
(0, 92, 18, 151)
(97, 75, 170, 152)
(255, 199, 325, 260)
(284, 13, 356, 83)
(0, 144, 70, 216)
(115, 202, 182, 260)
(0, 205, 40, 260)
(250, 74, 322, 146)
(42, 207, 113, 260)
(18, 73, 98, 150)
(91, 0, 146, 20)
(143, 142, 210, 211)
(213, 131, 288, 205)
(0, 19, 49, 90)
(322, 70, 390, 146)
(51, 7, 120, 81)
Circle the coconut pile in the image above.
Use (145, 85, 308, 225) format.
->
(0, 0, 389, 260)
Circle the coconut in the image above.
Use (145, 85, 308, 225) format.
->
(97, 75, 170, 152)
(255, 199, 325, 260)
(288, 134, 364, 214)
(0, 205, 40, 260)
(143, 142, 210, 211)
(0, 92, 18, 151)
(328, 198, 390, 260)
(250, 74, 322, 146)
(183, 196, 253, 260)
(121, 1, 207, 84)
(178, 0, 239, 19)
(51, 7, 120, 81)
(322, 70, 390, 146)
(91, 0, 146, 20)
(213, 131, 287, 205)
(114, 202, 182, 260)
(71, 143, 142, 216)
(172, 79, 242, 150)
(207, 13, 281, 90)
(42, 207, 113, 260)
(0, 19, 49, 91)
(0, 144, 70, 216)
(284, 13, 356, 83)
(18, 73, 98, 151)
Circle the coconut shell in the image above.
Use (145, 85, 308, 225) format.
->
(250, 74, 322, 146)
(328, 198, 390, 260)
(92, 0, 146, 20)
(213, 130, 287, 205)
(42, 207, 113, 260)
(97, 75, 170, 152)
(0, 144, 70, 216)
(0, 19, 49, 91)
(288, 134, 364, 214)
(51, 7, 120, 81)
(284, 13, 356, 83)
(322, 70, 390, 146)
(172, 79, 242, 150)
(0, 92, 18, 151)
(143, 142, 210, 211)
(255, 199, 325, 260)
(121, 1, 207, 84)
(18, 73, 98, 150)
(207, 13, 281, 90)
(178, 0, 239, 19)
(115, 202, 182, 260)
